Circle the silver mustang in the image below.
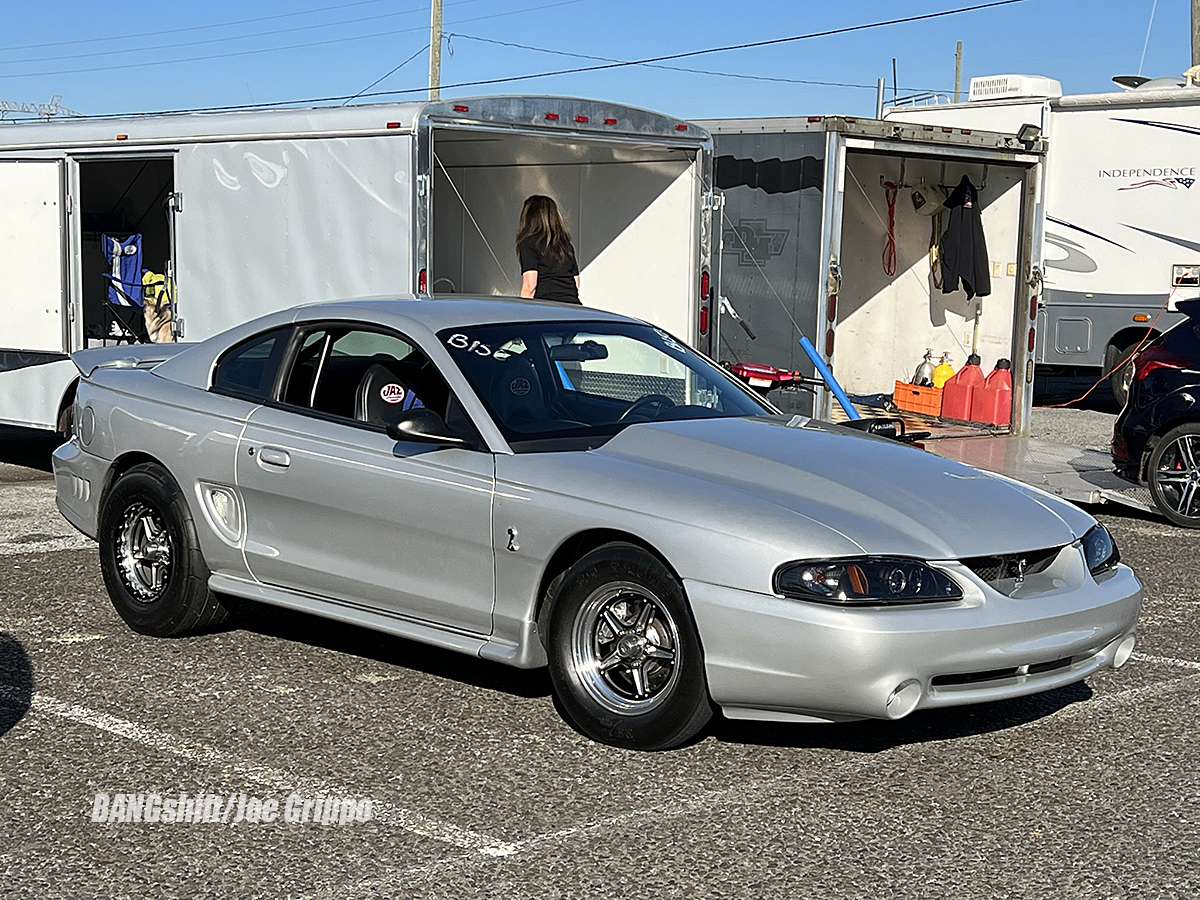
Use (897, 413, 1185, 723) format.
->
(53, 297, 1142, 749)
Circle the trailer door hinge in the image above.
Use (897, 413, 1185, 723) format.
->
(702, 191, 725, 211)
(416, 174, 430, 198)
(65, 194, 73, 215)
(167, 192, 183, 213)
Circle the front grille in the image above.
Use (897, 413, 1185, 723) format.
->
(962, 545, 1064, 589)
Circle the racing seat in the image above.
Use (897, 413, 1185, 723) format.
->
(354, 363, 424, 428)
(487, 355, 549, 431)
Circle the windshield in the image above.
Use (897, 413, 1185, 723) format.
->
(438, 320, 772, 450)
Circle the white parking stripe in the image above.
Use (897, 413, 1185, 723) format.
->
(0, 482, 94, 556)
(1130, 651, 1200, 670)
(318, 669, 1200, 898)
(0, 686, 517, 857)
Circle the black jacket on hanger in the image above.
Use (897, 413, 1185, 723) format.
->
(940, 175, 991, 300)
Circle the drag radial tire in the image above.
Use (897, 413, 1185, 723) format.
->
(1147, 422, 1200, 528)
(546, 543, 712, 750)
(99, 463, 229, 636)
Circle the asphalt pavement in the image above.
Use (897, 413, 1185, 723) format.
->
(1, 413, 1198, 899)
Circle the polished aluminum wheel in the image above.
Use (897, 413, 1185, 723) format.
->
(571, 582, 681, 715)
(1153, 433, 1200, 520)
(116, 502, 173, 603)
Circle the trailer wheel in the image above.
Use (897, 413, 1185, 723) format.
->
(545, 543, 711, 750)
(99, 463, 230, 635)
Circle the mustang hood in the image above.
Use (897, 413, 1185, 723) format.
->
(596, 416, 1089, 560)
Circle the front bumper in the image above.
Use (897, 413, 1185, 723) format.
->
(686, 562, 1143, 724)
(52, 438, 106, 540)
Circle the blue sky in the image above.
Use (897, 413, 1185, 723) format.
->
(0, 0, 1190, 119)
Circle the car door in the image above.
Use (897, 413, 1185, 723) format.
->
(235, 325, 496, 635)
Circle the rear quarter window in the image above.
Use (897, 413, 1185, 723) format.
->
(1163, 320, 1200, 362)
(212, 327, 291, 400)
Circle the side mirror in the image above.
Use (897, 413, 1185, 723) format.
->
(385, 408, 470, 447)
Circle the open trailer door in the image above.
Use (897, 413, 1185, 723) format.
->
(420, 98, 712, 347)
(0, 159, 68, 356)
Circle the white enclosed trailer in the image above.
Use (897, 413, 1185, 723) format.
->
(885, 74, 1200, 402)
(699, 115, 1045, 433)
(0, 97, 715, 430)
(699, 115, 1157, 513)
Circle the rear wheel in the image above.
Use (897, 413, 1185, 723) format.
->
(99, 463, 229, 635)
(1106, 339, 1141, 408)
(546, 543, 711, 750)
(1148, 423, 1200, 528)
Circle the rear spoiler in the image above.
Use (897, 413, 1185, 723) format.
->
(70, 343, 194, 378)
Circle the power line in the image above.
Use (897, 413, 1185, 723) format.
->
(0, 0, 397, 52)
(0, 4, 446, 66)
(4, 0, 1023, 118)
(0, 0, 587, 81)
(344, 44, 431, 105)
(448, 32, 948, 93)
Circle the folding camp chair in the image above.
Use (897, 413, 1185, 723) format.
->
(101, 234, 149, 344)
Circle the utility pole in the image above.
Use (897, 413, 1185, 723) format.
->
(429, 0, 443, 101)
(954, 41, 963, 103)
(1193, 0, 1200, 67)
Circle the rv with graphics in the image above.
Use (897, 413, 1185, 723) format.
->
(0, 97, 715, 432)
(885, 74, 1200, 404)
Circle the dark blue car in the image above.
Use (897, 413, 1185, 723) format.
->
(1112, 299, 1200, 527)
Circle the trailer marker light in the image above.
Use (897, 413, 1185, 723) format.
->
(1028, 327, 1036, 352)
(453, 104, 469, 112)
(116, 134, 128, 140)
(418, 268, 428, 294)
(825, 329, 835, 358)
(385, 122, 402, 129)
(700, 270, 710, 299)
(1133, 313, 1151, 323)
(961, 128, 973, 134)
(1030, 296, 1038, 320)
(575, 115, 589, 123)
(827, 294, 837, 322)
(807, 116, 822, 122)
(699, 305, 709, 335)
(603, 118, 618, 125)
(545, 112, 560, 121)
(676, 124, 688, 131)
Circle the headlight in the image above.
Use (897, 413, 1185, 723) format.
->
(773, 557, 963, 606)
(1081, 525, 1120, 576)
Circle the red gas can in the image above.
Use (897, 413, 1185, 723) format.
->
(970, 359, 1013, 426)
(940, 354, 984, 421)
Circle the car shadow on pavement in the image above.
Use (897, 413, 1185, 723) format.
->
(0, 633, 35, 738)
(710, 682, 1093, 752)
(0, 425, 60, 475)
(230, 599, 553, 699)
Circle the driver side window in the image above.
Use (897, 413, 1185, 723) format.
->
(277, 326, 453, 428)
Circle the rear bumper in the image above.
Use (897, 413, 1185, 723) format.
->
(52, 438, 105, 540)
(686, 564, 1142, 724)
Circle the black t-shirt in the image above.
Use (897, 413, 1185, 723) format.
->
(518, 237, 580, 304)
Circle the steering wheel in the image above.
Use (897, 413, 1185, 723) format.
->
(617, 393, 677, 422)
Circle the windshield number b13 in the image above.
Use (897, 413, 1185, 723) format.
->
(446, 333, 492, 357)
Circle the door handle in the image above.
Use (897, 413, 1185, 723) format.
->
(257, 447, 291, 469)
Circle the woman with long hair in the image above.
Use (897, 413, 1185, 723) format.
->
(516, 195, 581, 304)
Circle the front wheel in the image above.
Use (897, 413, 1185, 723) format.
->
(546, 543, 711, 750)
(1148, 423, 1200, 528)
(99, 463, 230, 636)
